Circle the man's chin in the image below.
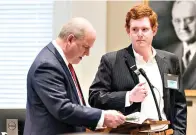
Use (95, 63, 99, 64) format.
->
(72, 59, 82, 64)
(137, 42, 146, 47)
(179, 37, 191, 42)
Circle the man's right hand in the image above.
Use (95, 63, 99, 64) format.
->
(129, 82, 148, 102)
(103, 110, 125, 128)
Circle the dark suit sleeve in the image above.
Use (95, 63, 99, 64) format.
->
(32, 62, 101, 129)
(172, 56, 187, 135)
(89, 54, 127, 110)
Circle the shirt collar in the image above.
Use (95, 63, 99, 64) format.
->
(183, 41, 196, 55)
(52, 40, 69, 66)
(132, 46, 157, 63)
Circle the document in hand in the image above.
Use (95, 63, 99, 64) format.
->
(125, 112, 154, 124)
(89, 112, 170, 134)
(125, 112, 169, 132)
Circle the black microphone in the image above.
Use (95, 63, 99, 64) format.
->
(131, 65, 140, 76)
(125, 60, 139, 85)
(138, 68, 162, 121)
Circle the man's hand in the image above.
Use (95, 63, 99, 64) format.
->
(129, 82, 148, 102)
(103, 110, 125, 128)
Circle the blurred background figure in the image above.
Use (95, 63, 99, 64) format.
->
(170, 1, 196, 89)
(171, 1, 196, 69)
(150, 1, 196, 89)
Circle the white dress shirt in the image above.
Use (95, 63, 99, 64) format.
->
(52, 40, 104, 128)
(126, 47, 168, 131)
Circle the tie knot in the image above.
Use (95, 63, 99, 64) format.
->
(185, 50, 191, 60)
(68, 63, 73, 70)
(184, 50, 191, 68)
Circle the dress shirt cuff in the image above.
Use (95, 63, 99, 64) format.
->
(125, 91, 133, 107)
(96, 110, 104, 128)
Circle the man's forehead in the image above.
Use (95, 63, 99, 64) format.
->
(172, 2, 196, 17)
(82, 36, 94, 47)
(130, 17, 151, 28)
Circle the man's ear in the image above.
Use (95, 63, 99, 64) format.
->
(153, 27, 158, 36)
(126, 28, 130, 35)
(66, 34, 75, 45)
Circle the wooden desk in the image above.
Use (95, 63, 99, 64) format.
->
(87, 120, 170, 134)
(185, 90, 196, 135)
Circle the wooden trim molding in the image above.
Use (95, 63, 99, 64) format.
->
(143, 0, 149, 5)
(185, 90, 196, 97)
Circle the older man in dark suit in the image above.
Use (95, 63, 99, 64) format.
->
(89, 4, 187, 135)
(165, 41, 196, 89)
(23, 17, 125, 135)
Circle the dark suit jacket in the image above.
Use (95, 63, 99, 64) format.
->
(24, 42, 102, 135)
(165, 42, 196, 89)
(89, 45, 187, 135)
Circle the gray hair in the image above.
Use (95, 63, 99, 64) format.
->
(58, 17, 95, 40)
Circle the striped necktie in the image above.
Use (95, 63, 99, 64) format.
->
(68, 64, 85, 105)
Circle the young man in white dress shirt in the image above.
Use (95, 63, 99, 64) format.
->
(89, 4, 187, 135)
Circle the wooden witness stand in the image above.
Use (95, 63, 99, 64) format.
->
(87, 120, 173, 134)
(185, 90, 196, 97)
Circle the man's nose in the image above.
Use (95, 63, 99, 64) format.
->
(180, 20, 188, 29)
(137, 30, 143, 37)
(85, 49, 90, 56)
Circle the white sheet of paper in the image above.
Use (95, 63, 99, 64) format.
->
(125, 112, 148, 124)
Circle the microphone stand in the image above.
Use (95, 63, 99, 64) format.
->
(139, 68, 162, 121)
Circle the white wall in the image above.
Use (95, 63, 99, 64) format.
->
(53, 1, 72, 39)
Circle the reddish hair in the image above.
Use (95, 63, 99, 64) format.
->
(125, 4, 158, 33)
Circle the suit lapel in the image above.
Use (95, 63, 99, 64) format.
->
(183, 53, 196, 89)
(46, 42, 81, 104)
(155, 50, 170, 118)
(123, 45, 139, 85)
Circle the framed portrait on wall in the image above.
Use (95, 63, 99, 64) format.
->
(149, 1, 196, 96)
